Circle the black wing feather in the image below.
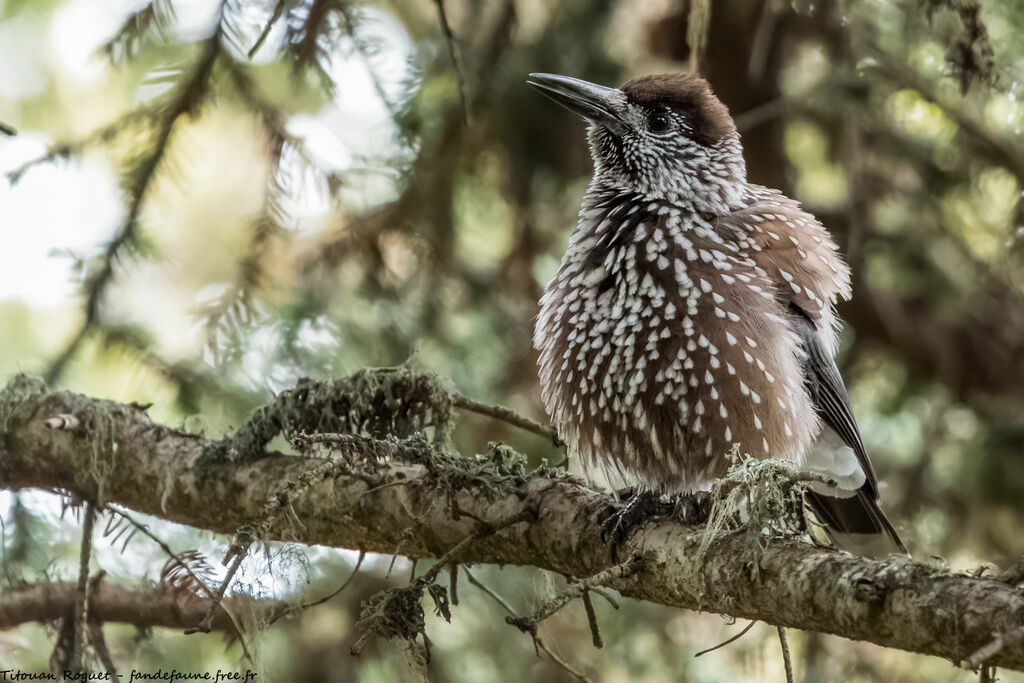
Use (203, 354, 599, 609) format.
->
(789, 306, 879, 498)
(789, 306, 906, 553)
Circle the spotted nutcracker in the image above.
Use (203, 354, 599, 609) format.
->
(528, 72, 905, 552)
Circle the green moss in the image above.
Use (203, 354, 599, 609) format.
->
(0, 374, 132, 504)
(699, 448, 811, 562)
(482, 442, 529, 479)
(199, 365, 456, 472)
(352, 568, 453, 675)
(365, 436, 535, 503)
(0, 374, 47, 430)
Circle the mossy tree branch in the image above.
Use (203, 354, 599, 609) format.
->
(1, 375, 1024, 672)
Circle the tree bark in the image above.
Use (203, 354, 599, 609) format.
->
(0, 581, 250, 635)
(1, 377, 1022, 672)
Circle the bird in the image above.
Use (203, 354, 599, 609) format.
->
(527, 71, 905, 553)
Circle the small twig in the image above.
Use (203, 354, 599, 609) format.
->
(303, 551, 365, 610)
(86, 573, 117, 676)
(268, 550, 366, 626)
(967, 625, 1024, 670)
(421, 509, 535, 586)
(449, 564, 459, 606)
(349, 630, 375, 658)
(589, 587, 619, 610)
(386, 550, 401, 579)
(0, 122, 15, 136)
(357, 479, 408, 497)
(252, 451, 350, 541)
(248, 0, 287, 58)
(106, 507, 216, 598)
(463, 568, 592, 682)
(450, 393, 563, 446)
(506, 558, 640, 631)
(44, 414, 82, 431)
(462, 567, 515, 613)
(419, 533, 480, 583)
(186, 528, 253, 635)
(432, 0, 469, 124)
(70, 502, 97, 671)
(5, 108, 155, 185)
(288, 0, 334, 67)
(694, 620, 757, 657)
(531, 639, 590, 682)
(777, 626, 794, 683)
(581, 590, 602, 649)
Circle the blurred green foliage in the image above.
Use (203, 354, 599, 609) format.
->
(1, 0, 1024, 680)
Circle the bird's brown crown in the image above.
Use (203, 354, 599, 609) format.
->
(622, 73, 735, 146)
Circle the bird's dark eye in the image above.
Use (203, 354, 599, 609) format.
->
(647, 110, 671, 134)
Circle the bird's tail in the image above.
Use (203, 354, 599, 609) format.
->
(806, 487, 907, 555)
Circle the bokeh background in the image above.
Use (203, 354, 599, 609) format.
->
(1, 0, 1023, 680)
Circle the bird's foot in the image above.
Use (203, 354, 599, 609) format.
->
(670, 490, 713, 526)
(599, 488, 666, 546)
(598, 489, 715, 558)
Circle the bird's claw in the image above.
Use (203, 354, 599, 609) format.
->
(670, 490, 712, 526)
(599, 489, 714, 551)
(599, 489, 663, 546)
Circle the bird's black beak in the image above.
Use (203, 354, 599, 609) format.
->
(527, 73, 627, 135)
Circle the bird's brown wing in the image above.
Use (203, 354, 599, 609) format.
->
(721, 188, 905, 552)
(723, 186, 851, 330)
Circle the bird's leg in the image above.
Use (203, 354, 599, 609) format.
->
(599, 488, 665, 546)
(670, 490, 713, 526)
